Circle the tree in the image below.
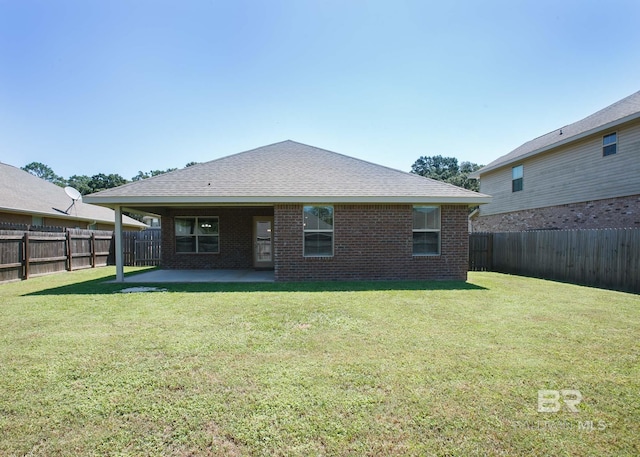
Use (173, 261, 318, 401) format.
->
(446, 161, 483, 192)
(88, 173, 128, 192)
(185, 161, 199, 167)
(411, 156, 482, 192)
(410, 155, 460, 182)
(66, 175, 93, 195)
(21, 162, 65, 186)
(131, 168, 178, 181)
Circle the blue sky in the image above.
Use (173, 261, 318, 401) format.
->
(1, 0, 639, 180)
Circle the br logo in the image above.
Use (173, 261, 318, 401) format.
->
(537, 390, 582, 413)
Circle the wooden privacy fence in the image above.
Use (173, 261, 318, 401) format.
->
(0, 228, 114, 283)
(122, 228, 162, 267)
(469, 232, 493, 271)
(0, 228, 162, 283)
(470, 229, 640, 293)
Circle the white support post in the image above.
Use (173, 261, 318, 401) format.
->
(114, 205, 124, 282)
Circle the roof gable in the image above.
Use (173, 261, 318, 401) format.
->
(84, 140, 490, 205)
(0, 162, 146, 227)
(472, 90, 640, 177)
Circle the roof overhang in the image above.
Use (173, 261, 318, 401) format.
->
(0, 206, 146, 228)
(84, 195, 492, 207)
(469, 111, 640, 178)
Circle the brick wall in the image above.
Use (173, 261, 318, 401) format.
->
(160, 207, 273, 269)
(471, 194, 640, 232)
(274, 204, 469, 281)
(0, 212, 32, 225)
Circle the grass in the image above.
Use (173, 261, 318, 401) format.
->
(0, 268, 638, 456)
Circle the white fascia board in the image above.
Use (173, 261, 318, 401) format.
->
(0, 206, 145, 227)
(84, 195, 492, 206)
(1, 206, 84, 219)
(472, 112, 640, 178)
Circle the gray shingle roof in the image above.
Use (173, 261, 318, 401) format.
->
(0, 162, 146, 228)
(84, 141, 490, 205)
(471, 90, 640, 177)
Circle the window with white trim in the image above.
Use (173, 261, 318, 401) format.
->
(603, 132, 617, 156)
(413, 206, 440, 255)
(303, 206, 333, 256)
(512, 165, 523, 192)
(175, 217, 219, 253)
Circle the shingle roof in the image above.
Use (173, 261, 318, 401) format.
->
(84, 140, 490, 205)
(471, 90, 640, 177)
(0, 162, 146, 228)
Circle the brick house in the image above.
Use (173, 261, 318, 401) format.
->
(469, 90, 640, 231)
(0, 162, 146, 230)
(85, 141, 490, 282)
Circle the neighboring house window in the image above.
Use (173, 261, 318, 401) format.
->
(413, 206, 440, 255)
(175, 217, 219, 253)
(603, 132, 617, 156)
(31, 216, 43, 226)
(512, 165, 523, 192)
(303, 206, 333, 256)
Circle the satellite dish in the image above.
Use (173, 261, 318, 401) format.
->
(65, 186, 82, 202)
(63, 186, 82, 214)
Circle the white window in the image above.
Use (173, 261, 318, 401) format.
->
(512, 165, 523, 192)
(413, 206, 440, 255)
(175, 217, 219, 253)
(303, 206, 333, 256)
(603, 132, 617, 156)
(31, 216, 43, 226)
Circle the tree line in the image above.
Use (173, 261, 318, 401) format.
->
(21, 161, 199, 195)
(410, 155, 482, 192)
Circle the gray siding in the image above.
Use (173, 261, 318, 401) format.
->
(479, 118, 640, 216)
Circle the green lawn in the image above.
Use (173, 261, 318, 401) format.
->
(0, 268, 638, 456)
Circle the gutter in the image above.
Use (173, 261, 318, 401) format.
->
(84, 195, 492, 207)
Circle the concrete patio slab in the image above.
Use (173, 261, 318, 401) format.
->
(119, 269, 275, 283)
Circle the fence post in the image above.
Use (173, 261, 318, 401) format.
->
(23, 232, 30, 280)
(91, 232, 96, 268)
(487, 232, 493, 270)
(66, 230, 72, 271)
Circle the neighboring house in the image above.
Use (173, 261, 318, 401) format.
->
(84, 140, 490, 282)
(0, 162, 147, 230)
(469, 91, 640, 231)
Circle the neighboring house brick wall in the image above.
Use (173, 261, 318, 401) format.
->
(0, 212, 32, 225)
(159, 207, 273, 270)
(41, 217, 91, 229)
(94, 223, 117, 231)
(471, 194, 640, 232)
(274, 204, 469, 281)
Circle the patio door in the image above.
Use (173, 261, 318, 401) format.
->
(253, 216, 274, 269)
